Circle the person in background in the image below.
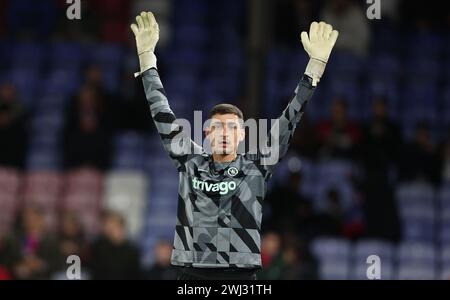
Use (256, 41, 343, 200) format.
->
(291, 114, 320, 160)
(57, 212, 89, 264)
(314, 188, 345, 237)
(11, 206, 61, 280)
(0, 82, 28, 169)
(0, 230, 20, 280)
(266, 170, 312, 233)
(280, 236, 318, 280)
(63, 84, 112, 170)
(399, 122, 440, 185)
(145, 240, 177, 280)
(257, 232, 284, 280)
(49, 212, 91, 280)
(89, 211, 141, 280)
(360, 96, 401, 179)
(316, 97, 362, 159)
(360, 97, 401, 242)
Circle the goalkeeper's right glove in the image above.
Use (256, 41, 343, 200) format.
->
(301, 21, 339, 86)
(131, 11, 159, 76)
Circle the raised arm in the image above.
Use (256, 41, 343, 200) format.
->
(257, 22, 339, 174)
(131, 12, 202, 171)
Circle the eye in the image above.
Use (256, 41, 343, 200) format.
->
(228, 123, 238, 130)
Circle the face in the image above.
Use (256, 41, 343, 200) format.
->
(206, 113, 245, 155)
(155, 241, 172, 266)
(22, 207, 45, 235)
(103, 215, 126, 244)
(373, 99, 387, 119)
(331, 100, 347, 124)
(261, 233, 281, 257)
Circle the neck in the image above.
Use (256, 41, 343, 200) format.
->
(212, 152, 237, 163)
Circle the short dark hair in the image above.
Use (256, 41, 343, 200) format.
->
(209, 103, 244, 120)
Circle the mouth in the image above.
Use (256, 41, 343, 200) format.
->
(219, 140, 230, 149)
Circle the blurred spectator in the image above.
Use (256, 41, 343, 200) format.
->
(258, 232, 284, 280)
(83, 64, 119, 129)
(316, 98, 362, 159)
(280, 236, 318, 280)
(291, 114, 320, 159)
(294, 195, 317, 241)
(47, 211, 91, 280)
(57, 212, 88, 262)
(0, 231, 20, 280)
(144, 240, 176, 280)
(0, 83, 28, 169)
(314, 188, 345, 237)
(63, 83, 112, 170)
(360, 97, 401, 181)
(399, 122, 440, 185)
(360, 97, 401, 242)
(266, 171, 312, 232)
(90, 211, 141, 280)
(320, 0, 370, 56)
(11, 206, 61, 280)
(259, 232, 318, 280)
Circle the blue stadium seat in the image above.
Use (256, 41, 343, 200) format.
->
(327, 51, 364, 79)
(90, 44, 123, 67)
(7, 0, 57, 38)
(397, 241, 437, 279)
(26, 150, 61, 171)
(7, 68, 41, 106)
(311, 238, 351, 279)
(407, 32, 443, 58)
(11, 42, 46, 69)
(405, 57, 440, 84)
(366, 53, 402, 84)
(49, 42, 85, 69)
(41, 69, 82, 98)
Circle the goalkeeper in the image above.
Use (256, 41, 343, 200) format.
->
(131, 12, 338, 280)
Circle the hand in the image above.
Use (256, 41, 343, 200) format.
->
(130, 12, 159, 73)
(301, 21, 338, 63)
(131, 11, 159, 54)
(301, 21, 339, 86)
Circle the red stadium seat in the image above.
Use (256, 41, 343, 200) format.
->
(62, 168, 104, 236)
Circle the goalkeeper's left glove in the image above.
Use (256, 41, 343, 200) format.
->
(131, 11, 159, 76)
(301, 21, 339, 86)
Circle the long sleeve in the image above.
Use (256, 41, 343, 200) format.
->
(140, 68, 202, 171)
(257, 74, 316, 174)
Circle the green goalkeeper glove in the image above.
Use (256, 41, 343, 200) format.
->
(301, 21, 339, 86)
(131, 11, 159, 76)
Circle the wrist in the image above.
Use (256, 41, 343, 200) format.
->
(135, 51, 157, 77)
(304, 58, 326, 86)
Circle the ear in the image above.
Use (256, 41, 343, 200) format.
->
(204, 127, 211, 139)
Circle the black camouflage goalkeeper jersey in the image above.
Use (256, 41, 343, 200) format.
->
(140, 68, 315, 268)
